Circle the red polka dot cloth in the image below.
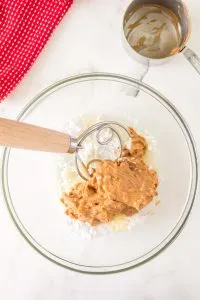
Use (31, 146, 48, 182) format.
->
(0, 0, 73, 101)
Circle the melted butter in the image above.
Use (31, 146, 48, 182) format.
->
(155, 198, 160, 206)
(108, 214, 130, 232)
(124, 4, 182, 59)
(144, 149, 154, 166)
(144, 149, 159, 175)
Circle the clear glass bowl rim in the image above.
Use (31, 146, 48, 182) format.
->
(1, 73, 198, 274)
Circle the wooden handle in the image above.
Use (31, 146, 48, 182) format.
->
(0, 118, 71, 153)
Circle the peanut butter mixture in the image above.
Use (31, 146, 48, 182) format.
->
(61, 128, 158, 226)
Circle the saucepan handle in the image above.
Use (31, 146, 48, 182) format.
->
(182, 46, 200, 75)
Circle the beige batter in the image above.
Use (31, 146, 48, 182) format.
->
(61, 127, 158, 226)
(124, 4, 181, 59)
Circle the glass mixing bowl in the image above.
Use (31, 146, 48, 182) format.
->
(1, 73, 198, 274)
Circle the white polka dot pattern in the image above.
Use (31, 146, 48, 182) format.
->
(0, 0, 73, 101)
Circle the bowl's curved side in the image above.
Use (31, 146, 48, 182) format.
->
(1, 73, 198, 274)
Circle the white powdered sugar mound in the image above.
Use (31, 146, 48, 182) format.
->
(58, 114, 159, 239)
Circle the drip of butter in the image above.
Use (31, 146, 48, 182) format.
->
(108, 214, 130, 232)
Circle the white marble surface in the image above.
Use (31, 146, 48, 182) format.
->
(1, 0, 200, 299)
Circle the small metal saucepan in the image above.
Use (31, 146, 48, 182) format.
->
(123, 0, 200, 74)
